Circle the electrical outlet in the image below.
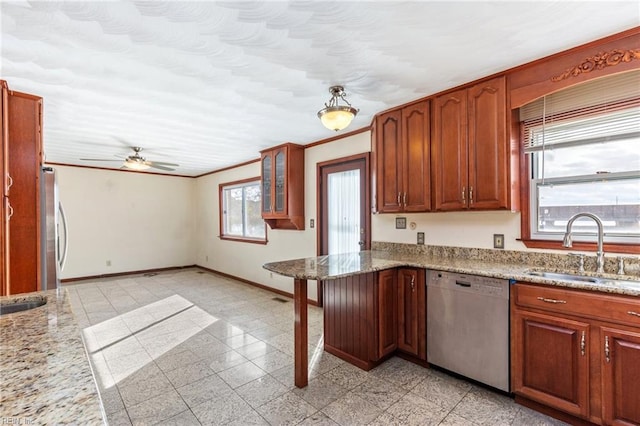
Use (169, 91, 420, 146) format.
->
(493, 234, 505, 249)
(417, 232, 425, 245)
(310, 219, 314, 228)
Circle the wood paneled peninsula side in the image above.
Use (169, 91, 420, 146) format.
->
(263, 247, 640, 388)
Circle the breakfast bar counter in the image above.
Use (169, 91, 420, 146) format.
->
(263, 248, 640, 387)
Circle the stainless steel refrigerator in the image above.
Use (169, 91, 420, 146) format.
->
(40, 167, 68, 290)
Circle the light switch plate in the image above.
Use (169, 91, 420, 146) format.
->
(493, 234, 505, 249)
(395, 217, 407, 229)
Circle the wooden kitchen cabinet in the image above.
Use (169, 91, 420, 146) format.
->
(1, 80, 43, 296)
(432, 75, 509, 211)
(512, 283, 640, 425)
(373, 100, 430, 213)
(397, 268, 426, 359)
(322, 270, 397, 370)
(601, 327, 640, 425)
(260, 142, 304, 230)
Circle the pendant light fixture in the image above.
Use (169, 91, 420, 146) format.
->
(317, 85, 359, 131)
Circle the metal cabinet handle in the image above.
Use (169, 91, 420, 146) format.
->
(536, 296, 567, 304)
(604, 336, 610, 363)
(461, 186, 466, 203)
(580, 331, 586, 356)
(469, 186, 474, 204)
(410, 275, 415, 292)
(628, 311, 640, 318)
(403, 192, 407, 207)
(397, 193, 401, 206)
(7, 203, 13, 219)
(6, 174, 13, 190)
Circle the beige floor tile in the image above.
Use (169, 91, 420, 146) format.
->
(257, 391, 318, 425)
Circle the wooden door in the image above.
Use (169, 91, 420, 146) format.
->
(397, 268, 426, 359)
(0, 81, 8, 295)
(467, 76, 508, 210)
(374, 110, 402, 213)
(601, 327, 640, 425)
(433, 88, 468, 211)
(401, 101, 431, 212)
(512, 309, 590, 418)
(377, 269, 398, 359)
(7, 90, 42, 295)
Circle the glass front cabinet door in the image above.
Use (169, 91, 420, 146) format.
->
(260, 143, 305, 230)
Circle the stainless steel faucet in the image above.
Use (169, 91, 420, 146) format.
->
(563, 212, 605, 274)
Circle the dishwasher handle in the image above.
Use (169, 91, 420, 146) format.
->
(455, 281, 471, 288)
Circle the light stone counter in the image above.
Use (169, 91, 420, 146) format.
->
(263, 248, 640, 297)
(0, 289, 106, 425)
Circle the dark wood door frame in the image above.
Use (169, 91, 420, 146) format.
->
(316, 152, 371, 305)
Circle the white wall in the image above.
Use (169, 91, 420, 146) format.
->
(194, 132, 372, 300)
(55, 166, 195, 279)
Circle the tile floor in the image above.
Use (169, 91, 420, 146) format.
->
(65, 268, 567, 426)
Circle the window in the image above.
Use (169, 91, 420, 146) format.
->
(521, 70, 640, 249)
(219, 178, 266, 243)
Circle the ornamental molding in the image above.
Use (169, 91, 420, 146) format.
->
(551, 48, 640, 82)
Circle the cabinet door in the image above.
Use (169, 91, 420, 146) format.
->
(601, 327, 640, 425)
(401, 101, 430, 212)
(374, 110, 403, 213)
(397, 268, 426, 359)
(261, 153, 272, 214)
(7, 91, 42, 295)
(1, 82, 8, 295)
(512, 309, 590, 418)
(468, 76, 508, 210)
(273, 148, 287, 215)
(377, 269, 398, 359)
(433, 88, 468, 211)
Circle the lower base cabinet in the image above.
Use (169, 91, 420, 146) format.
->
(512, 283, 640, 426)
(322, 267, 427, 370)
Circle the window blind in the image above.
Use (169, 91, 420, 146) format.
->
(521, 70, 640, 153)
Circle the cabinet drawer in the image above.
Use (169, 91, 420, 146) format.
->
(514, 283, 640, 327)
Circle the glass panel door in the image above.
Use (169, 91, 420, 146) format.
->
(327, 169, 361, 254)
(261, 155, 272, 213)
(274, 150, 285, 213)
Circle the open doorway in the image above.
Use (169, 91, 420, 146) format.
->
(317, 153, 371, 305)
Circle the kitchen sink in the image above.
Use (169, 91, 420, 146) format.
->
(526, 271, 600, 283)
(526, 270, 640, 287)
(0, 297, 47, 315)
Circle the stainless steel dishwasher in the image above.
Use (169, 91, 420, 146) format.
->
(426, 270, 510, 392)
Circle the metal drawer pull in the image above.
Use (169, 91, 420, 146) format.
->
(604, 336, 610, 363)
(410, 276, 415, 292)
(536, 296, 567, 304)
(628, 311, 640, 318)
(580, 331, 586, 356)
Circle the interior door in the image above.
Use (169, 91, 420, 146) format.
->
(318, 153, 370, 305)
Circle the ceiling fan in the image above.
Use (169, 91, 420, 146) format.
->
(80, 146, 179, 172)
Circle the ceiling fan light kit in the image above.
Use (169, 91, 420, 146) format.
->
(317, 85, 359, 131)
(124, 159, 151, 171)
(80, 145, 178, 172)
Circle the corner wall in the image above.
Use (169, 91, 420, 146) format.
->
(55, 165, 196, 279)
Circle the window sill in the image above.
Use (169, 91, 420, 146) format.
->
(219, 235, 268, 245)
(519, 239, 639, 255)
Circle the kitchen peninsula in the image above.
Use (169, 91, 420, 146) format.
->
(263, 247, 640, 388)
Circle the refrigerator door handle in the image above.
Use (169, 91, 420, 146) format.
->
(58, 202, 69, 272)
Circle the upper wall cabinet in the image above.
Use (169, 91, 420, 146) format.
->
(373, 100, 431, 213)
(432, 76, 511, 211)
(260, 142, 305, 230)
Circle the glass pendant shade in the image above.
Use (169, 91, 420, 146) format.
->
(124, 159, 151, 170)
(318, 86, 359, 131)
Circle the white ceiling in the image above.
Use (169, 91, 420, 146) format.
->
(2, 1, 638, 177)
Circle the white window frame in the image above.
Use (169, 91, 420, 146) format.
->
(219, 178, 267, 243)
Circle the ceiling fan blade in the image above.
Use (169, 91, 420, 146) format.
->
(80, 158, 122, 162)
(148, 160, 179, 167)
(148, 164, 175, 172)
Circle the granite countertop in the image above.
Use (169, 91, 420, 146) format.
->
(263, 250, 640, 297)
(0, 289, 106, 424)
